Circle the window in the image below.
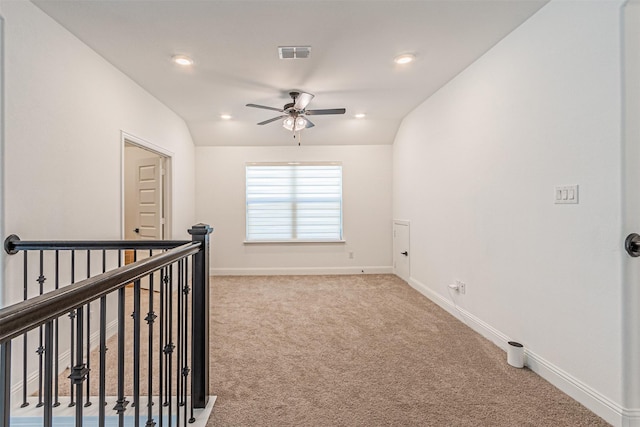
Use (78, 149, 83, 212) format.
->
(246, 162, 343, 242)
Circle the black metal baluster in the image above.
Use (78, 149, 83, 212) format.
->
(69, 250, 76, 408)
(37, 250, 46, 408)
(43, 321, 54, 427)
(184, 257, 190, 411)
(159, 266, 165, 427)
(146, 250, 157, 427)
(21, 251, 28, 408)
(180, 259, 188, 425)
(163, 268, 167, 409)
(0, 342, 12, 427)
(185, 257, 195, 425)
(181, 258, 189, 426)
(70, 306, 88, 427)
(167, 264, 173, 425)
(176, 260, 183, 427)
(133, 275, 141, 427)
(177, 261, 182, 406)
(99, 250, 107, 427)
(132, 246, 137, 421)
(163, 266, 169, 408)
(163, 268, 170, 409)
(54, 250, 60, 407)
(85, 250, 92, 408)
(114, 249, 128, 427)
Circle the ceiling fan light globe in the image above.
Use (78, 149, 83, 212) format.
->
(283, 117, 295, 131)
(295, 117, 307, 131)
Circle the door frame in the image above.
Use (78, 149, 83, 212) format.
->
(121, 131, 173, 240)
(622, 0, 640, 410)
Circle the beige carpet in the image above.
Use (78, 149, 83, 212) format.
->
(57, 274, 609, 426)
(207, 274, 609, 426)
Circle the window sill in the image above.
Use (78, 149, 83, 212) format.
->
(244, 240, 346, 244)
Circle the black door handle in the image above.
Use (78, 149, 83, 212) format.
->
(401, 251, 408, 256)
(134, 228, 140, 234)
(626, 233, 640, 257)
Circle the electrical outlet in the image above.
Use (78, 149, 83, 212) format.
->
(349, 251, 354, 259)
(456, 280, 466, 294)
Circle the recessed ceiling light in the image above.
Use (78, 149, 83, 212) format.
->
(394, 53, 415, 65)
(172, 54, 194, 66)
(220, 114, 232, 120)
(354, 113, 366, 119)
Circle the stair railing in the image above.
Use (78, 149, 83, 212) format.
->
(0, 223, 213, 427)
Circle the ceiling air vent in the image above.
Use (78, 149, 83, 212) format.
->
(278, 46, 311, 60)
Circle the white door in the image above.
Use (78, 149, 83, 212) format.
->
(134, 157, 164, 240)
(133, 156, 164, 290)
(393, 221, 410, 282)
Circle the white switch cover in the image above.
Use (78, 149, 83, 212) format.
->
(555, 185, 579, 204)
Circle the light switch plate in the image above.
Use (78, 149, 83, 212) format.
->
(555, 185, 579, 204)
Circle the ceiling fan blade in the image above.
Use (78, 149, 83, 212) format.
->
(294, 92, 314, 110)
(257, 115, 287, 125)
(246, 103, 284, 112)
(305, 118, 315, 128)
(305, 108, 346, 115)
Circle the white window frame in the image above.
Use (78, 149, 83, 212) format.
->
(245, 161, 345, 243)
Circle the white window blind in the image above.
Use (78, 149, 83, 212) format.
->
(246, 162, 343, 242)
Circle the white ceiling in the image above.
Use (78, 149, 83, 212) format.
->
(33, 0, 548, 146)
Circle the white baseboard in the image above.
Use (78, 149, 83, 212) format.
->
(407, 277, 510, 350)
(211, 266, 393, 276)
(407, 276, 629, 427)
(525, 348, 629, 427)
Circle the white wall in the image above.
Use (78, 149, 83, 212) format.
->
(2, 0, 196, 297)
(393, 0, 625, 424)
(195, 145, 393, 275)
(0, 0, 196, 397)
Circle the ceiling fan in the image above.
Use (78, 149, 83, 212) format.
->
(246, 91, 346, 132)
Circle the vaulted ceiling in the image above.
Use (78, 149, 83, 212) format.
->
(33, 0, 548, 146)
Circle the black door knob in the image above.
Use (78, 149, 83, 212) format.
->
(134, 228, 140, 234)
(401, 251, 408, 256)
(626, 233, 640, 257)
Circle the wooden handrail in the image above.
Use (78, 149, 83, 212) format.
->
(0, 242, 200, 343)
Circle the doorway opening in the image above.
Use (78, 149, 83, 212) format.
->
(122, 132, 173, 269)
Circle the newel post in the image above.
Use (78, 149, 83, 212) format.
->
(188, 223, 213, 408)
